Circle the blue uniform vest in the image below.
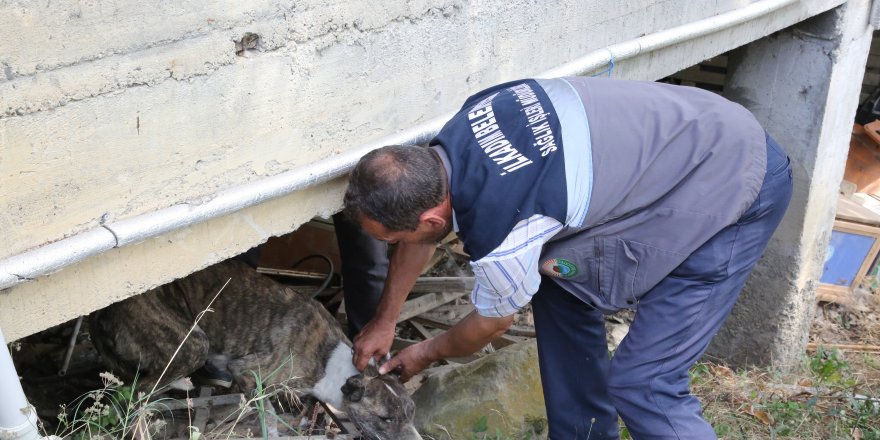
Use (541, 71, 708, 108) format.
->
(431, 80, 568, 260)
(433, 77, 768, 313)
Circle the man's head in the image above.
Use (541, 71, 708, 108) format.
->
(344, 145, 451, 244)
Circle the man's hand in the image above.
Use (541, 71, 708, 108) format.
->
(350, 241, 436, 371)
(353, 317, 397, 371)
(378, 311, 514, 381)
(378, 340, 436, 382)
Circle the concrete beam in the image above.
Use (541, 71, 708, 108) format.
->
(0, 177, 348, 342)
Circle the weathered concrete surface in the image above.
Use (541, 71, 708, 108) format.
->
(0, 179, 348, 342)
(711, 1, 874, 369)
(0, 0, 847, 339)
(412, 340, 547, 440)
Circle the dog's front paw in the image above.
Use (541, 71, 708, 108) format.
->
(168, 377, 195, 391)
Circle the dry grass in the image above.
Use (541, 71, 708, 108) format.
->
(687, 352, 880, 439)
(53, 360, 324, 439)
(679, 292, 880, 440)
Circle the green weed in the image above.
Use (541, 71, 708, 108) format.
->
(55, 372, 173, 439)
(809, 347, 855, 386)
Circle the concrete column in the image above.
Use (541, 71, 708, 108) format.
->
(710, 1, 874, 369)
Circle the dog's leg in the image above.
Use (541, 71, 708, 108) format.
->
(91, 297, 211, 392)
(159, 324, 211, 391)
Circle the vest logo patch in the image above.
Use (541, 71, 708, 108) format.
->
(541, 258, 578, 278)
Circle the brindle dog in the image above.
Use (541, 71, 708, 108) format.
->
(90, 259, 422, 440)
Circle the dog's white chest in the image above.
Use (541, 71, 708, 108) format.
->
(311, 342, 359, 408)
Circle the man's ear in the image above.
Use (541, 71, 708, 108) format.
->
(419, 196, 451, 227)
(420, 212, 446, 228)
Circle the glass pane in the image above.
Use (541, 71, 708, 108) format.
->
(820, 230, 876, 287)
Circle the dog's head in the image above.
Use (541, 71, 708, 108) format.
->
(340, 369, 422, 440)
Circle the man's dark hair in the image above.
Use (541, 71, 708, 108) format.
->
(343, 145, 446, 232)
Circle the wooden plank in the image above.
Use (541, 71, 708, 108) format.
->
(807, 342, 880, 354)
(411, 276, 475, 293)
(427, 303, 475, 320)
(409, 320, 439, 340)
(836, 196, 880, 227)
(833, 217, 880, 236)
(191, 387, 212, 435)
(397, 290, 466, 323)
(158, 393, 245, 411)
(816, 285, 855, 306)
(256, 266, 333, 281)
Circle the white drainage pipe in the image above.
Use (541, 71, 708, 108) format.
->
(0, 328, 41, 440)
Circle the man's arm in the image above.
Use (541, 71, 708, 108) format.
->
(378, 311, 514, 381)
(352, 241, 435, 371)
(378, 215, 561, 379)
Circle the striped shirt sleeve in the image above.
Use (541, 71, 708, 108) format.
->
(470, 214, 564, 317)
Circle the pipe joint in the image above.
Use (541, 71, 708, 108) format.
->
(0, 406, 40, 440)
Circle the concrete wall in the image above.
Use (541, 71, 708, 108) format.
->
(0, 0, 846, 340)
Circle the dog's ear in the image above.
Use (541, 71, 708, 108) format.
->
(363, 363, 380, 379)
(342, 374, 366, 402)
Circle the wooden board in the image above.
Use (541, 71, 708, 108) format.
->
(807, 342, 880, 354)
(397, 290, 467, 323)
(836, 196, 880, 228)
(815, 285, 856, 306)
(159, 393, 245, 411)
